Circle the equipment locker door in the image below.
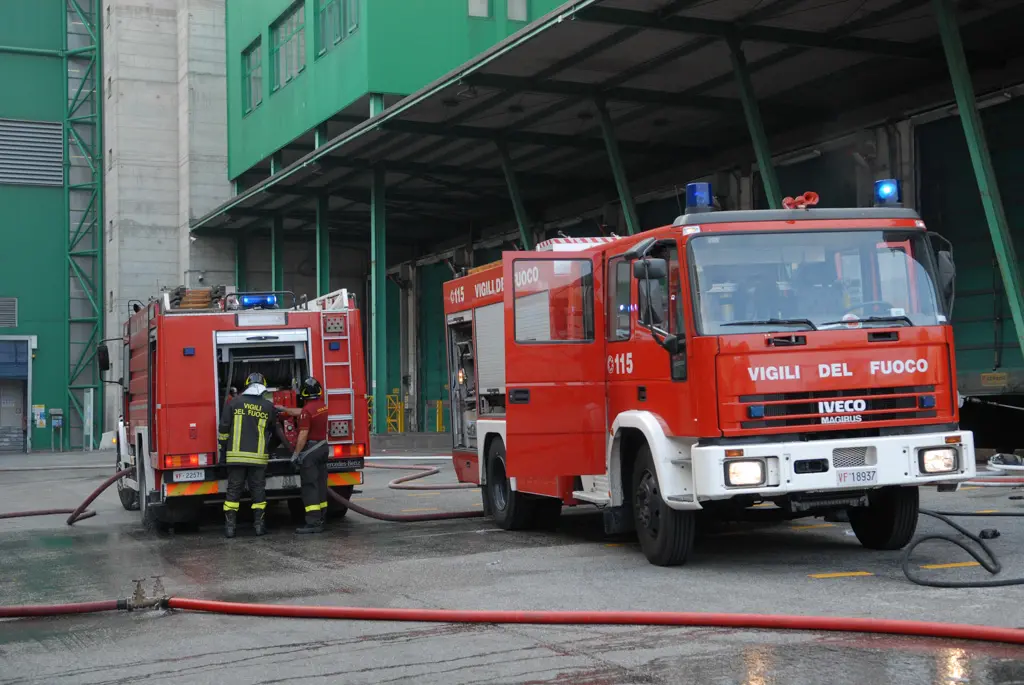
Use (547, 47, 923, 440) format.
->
(503, 252, 606, 477)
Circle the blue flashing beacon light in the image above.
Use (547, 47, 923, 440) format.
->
(685, 182, 714, 213)
(873, 178, 901, 206)
(240, 293, 278, 309)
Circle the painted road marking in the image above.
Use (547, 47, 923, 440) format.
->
(975, 509, 999, 514)
(960, 486, 980, 491)
(351, 497, 375, 501)
(472, 502, 483, 507)
(406, 492, 442, 497)
(920, 561, 982, 570)
(605, 543, 623, 547)
(401, 507, 440, 513)
(809, 571, 874, 579)
(791, 523, 835, 530)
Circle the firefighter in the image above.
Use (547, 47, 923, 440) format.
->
(218, 371, 280, 538)
(277, 376, 330, 534)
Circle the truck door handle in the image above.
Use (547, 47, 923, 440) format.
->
(508, 388, 530, 404)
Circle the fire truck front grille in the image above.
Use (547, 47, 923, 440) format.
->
(832, 447, 868, 469)
(739, 385, 936, 429)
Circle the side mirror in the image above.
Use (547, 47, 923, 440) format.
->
(661, 333, 683, 355)
(96, 344, 111, 373)
(936, 250, 955, 303)
(633, 258, 667, 281)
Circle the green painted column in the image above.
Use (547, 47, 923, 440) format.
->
(728, 37, 781, 209)
(315, 123, 329, 148)
(595, 100, 640, 235)
(235, 235, 247, 291)
(369, 93, 388, 434)
(496, 141, 534, 250)
(271, 216, 284, 292)
(270, 151, 283, 175)
(933, 0, 1024, 361)
(316, 194, 331, 296)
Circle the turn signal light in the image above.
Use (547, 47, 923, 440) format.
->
(725, 449, 745, 458)
(331, 444, 366, 458)
(944, 435, 961, 444)
(163, 453, 211, 469)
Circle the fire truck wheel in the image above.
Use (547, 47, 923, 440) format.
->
(848, 485, 920, 550)
(137, 467, 170, 533)
(325, 485, 354, 519)
(484, 438, 536, 530)
(115, 453, 139, 511)
(632, 444, 695, 566)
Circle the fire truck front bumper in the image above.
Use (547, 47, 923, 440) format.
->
(687, 429, 975, 503)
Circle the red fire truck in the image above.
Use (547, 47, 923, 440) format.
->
(444, 180, 976, 566)
(107, 286, 369, 531)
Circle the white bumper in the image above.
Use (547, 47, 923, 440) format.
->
(686, 430, 975, 503)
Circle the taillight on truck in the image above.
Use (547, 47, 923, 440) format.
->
(331, 444, 365, 458)
(163, 453, 213, 469)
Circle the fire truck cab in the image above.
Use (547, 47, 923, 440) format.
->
(444, 180, 975, 566)
(107, 286, 369, 532)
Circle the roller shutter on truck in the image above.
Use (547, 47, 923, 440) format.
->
(474, 302, 506, 392)
(514, 291, 552, 343)
(916, 98, 1024, 396)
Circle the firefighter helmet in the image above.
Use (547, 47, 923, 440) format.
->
(298, 376, 323, 400)
(244, 372, 267, 388)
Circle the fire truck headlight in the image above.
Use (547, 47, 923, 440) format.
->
(724, 459, 766, 487)
(919, 447, 957, 474)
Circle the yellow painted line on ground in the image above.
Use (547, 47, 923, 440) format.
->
(751, 503, 776, 508)
(406, 492, 441, 497)
(351, 497, 375, 501)
(808, 571, 874, 579)
(975, 509, 999, 514)
(920, 561, 982, 570)
(790, 523, 835, 530)
(401, 507, 439, 513)
(472, 502, 483, 507)
(960, 486, 980, 490)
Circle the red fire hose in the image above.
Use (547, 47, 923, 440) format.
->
(0, 468, 133, 525)
(331, 463, 483, 521)
(2, 596, 1024, 646)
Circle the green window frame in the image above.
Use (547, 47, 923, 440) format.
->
(271, 1, 306, 91)
(242, 39, 262, 115)
(316, 0, 358, 57)
(346, 0, 359, 32)
(468, 0, 491, 18)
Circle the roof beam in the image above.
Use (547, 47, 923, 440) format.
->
(578, 6, 942, 59)
(379, 119, 705, 155)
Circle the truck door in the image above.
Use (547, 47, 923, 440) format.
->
(503, 252, 606, 477)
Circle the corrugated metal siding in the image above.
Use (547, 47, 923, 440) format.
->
(0, 298, 16, 327)
(0, 119, 63, 187)
(474, 302, 506, 392)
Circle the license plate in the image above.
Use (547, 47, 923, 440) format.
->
(172, 469, 205, 483)
(836, 469, 877, 486)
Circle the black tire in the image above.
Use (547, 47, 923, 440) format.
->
(138, 465, 169, 533)
(485, 438, 536, 530)
(631, 443, 696, 566)
(116, 450, 140, 511)
(848, 486, 919, 550)
(325, 485, 354, 519)
(530, 497, 563, 531)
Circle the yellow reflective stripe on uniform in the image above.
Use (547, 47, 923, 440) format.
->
(225, 455, 268, 466)
(305, 504, 320, 512)
(232, 412, 242, 454)
(218, 432, 229, 441)
(319, 501, 328, 510)
(256, 417, 267, 457)
(251, 502, 267, 510)
(223, 501, 240, 511)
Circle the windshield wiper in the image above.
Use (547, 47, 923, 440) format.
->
(819, 315, 914, 328)
(722, 318, 817, 331)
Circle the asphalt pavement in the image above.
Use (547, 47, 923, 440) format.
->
(0, 450, 1023, 683)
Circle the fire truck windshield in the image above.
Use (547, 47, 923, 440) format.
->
(689, 229, 946, 335)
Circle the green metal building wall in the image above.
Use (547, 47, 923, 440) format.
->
(418, 263, 451, 432)
(0, 0, 69, 451)
(917, 98, 1024, 396)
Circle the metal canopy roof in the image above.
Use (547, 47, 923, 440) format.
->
(191, 0, 1024, 252)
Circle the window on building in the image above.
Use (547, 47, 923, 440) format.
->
(316, 0, 342, 54)
(346, 0, 359, 32)
(507, 0, 528, 22)
(469, 0, 491, 18)
(606, 256, 631, 341)
(271, 2, 306, 91)
(242, 39, 262, 114)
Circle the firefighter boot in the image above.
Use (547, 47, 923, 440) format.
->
(224, 510, 237, 538)
(253, 507, 267, 536)
(296, 509, 324, 535)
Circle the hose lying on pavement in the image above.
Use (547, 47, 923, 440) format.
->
(904, 509, 1024, 588)
(3, 596, 1024, 646)
(0, 468, 133, 525)
(329, 462, 483, 522)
